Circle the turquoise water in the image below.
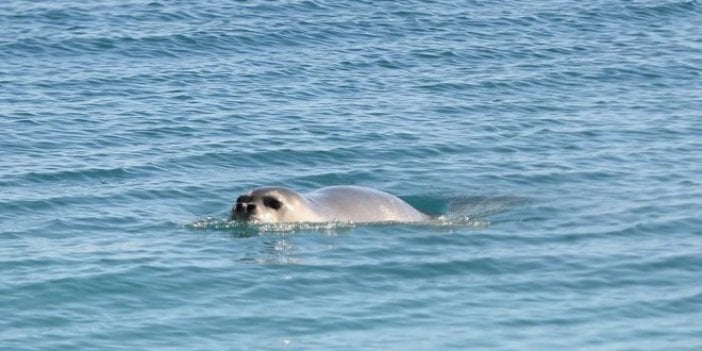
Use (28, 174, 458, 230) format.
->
(2, 0, 702, 349)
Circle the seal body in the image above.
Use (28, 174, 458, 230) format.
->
(231, 186, 428, 223)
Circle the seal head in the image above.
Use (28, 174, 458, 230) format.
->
(230, 186, 318, 223)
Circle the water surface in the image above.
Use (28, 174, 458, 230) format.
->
(2, 0, 702, 350)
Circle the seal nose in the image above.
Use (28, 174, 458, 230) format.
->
(235, 202, 256, 213)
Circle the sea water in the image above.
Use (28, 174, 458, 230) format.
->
(1, 1, 701, 350)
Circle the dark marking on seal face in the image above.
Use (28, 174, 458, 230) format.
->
(263, 196, 282, 210)
(231, 196, 258, 221)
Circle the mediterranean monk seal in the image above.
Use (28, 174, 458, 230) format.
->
(230, 185, 429, 223)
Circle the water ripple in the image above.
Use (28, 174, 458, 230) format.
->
(2, 0, 702, 349)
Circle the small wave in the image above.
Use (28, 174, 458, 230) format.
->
(624, 0, 700, 20)
(186, 216, 358, 236)
(446, 195, 530, 219)
(187, 213, 490, 237)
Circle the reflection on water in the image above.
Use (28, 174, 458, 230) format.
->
(238, 238, 300, 265)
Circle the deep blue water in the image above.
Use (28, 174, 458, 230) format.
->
(2, 0, 702, 350)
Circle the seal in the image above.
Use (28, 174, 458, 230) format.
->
(230, 185, 429, 223)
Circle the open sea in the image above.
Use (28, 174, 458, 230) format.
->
(2, 0, 702, 350)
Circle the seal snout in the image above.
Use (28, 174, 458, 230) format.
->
(234, 203, 256, 212)
(232, 195, 257, 221)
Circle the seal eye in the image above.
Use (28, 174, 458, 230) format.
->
(263, 196, 282, 210)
